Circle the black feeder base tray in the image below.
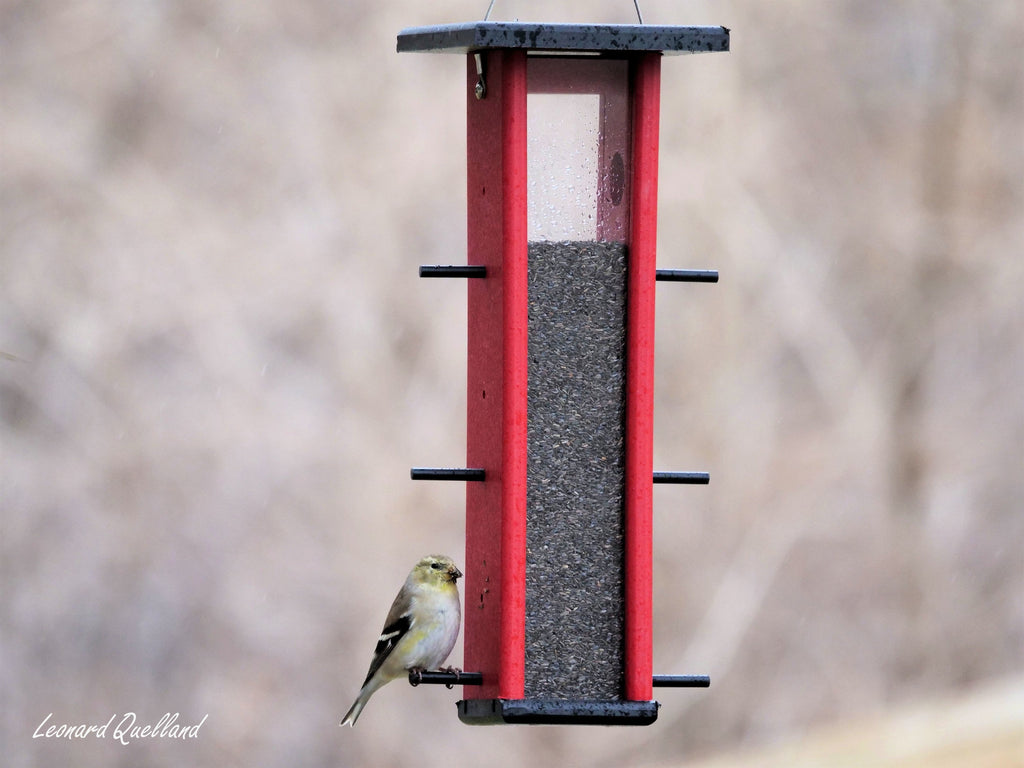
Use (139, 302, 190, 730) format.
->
(458, 698, 660, 726)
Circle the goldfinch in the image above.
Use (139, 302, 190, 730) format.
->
(340, 554, 463, 727)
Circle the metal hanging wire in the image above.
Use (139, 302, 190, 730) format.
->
(483, 1, 645, 23)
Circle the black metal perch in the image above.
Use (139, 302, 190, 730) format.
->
(655, 269, 719, 283)
(410, 468, 487, 481)
(419, 265, 488, 278)
(653, 471, 710, 484)
(411, 671, 710, 689)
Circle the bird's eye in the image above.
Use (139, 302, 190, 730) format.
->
(430, 562, 443, 570)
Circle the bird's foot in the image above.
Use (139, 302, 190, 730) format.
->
(440, 665, 462, 688)
(409, 667, 425, 686)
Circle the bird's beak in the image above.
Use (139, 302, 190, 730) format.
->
(449, 565, 463, 582)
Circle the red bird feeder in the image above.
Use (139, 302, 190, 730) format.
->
(401, 21, 728, 725)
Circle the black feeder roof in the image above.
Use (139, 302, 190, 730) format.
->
(396, 22, 729, 55)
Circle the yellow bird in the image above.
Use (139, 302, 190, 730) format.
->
(341, 555, 463, 726)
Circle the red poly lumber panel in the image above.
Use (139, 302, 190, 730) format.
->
(465, 49, 528, 701)
(624, 52, 661, 703)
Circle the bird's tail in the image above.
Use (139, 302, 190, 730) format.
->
(340, 679, 382, 727)
(339, 694, 366, 727)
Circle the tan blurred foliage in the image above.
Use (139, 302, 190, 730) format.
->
(2, 1, 1021, 767)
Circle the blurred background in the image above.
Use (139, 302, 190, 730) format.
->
(2, 1, 1022, 766)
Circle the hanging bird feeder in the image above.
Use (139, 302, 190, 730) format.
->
(401, 19, 728, 725)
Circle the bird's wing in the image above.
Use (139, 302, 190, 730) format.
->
(362, 604, 413, 685)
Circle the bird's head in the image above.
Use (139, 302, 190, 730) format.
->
(415, 554, 462, 586)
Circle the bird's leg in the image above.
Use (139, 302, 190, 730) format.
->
(428, 665, 462, 689)
(409, 667, 425, 686)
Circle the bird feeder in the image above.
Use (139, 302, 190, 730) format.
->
(400, 21, 728, 725)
